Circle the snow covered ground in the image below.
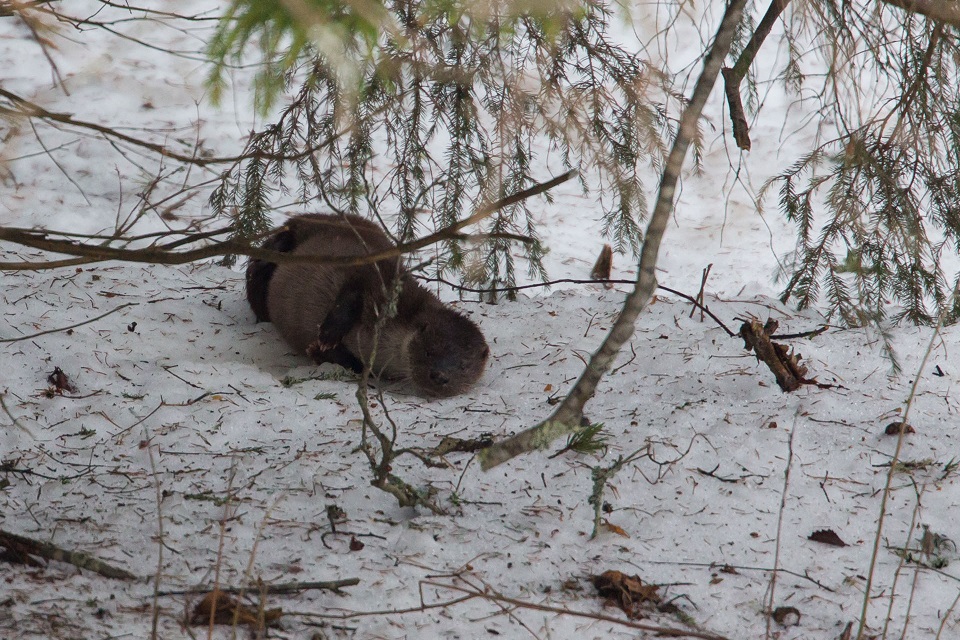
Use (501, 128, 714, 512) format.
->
(3, 3, 960, 639)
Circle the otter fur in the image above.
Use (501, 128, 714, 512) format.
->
(246, 214, 489, 397)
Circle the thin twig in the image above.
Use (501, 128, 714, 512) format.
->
(0, 86, 342, 167)
(0, 302, 138, 343)
(144, 431, 163, 639)
(856, 298, 954, 639)
(644, 559, 835, 593)
(0, 171, 576, 271)
(765, 413, 797, 639)
(419, 276, 737, 337)
(421, 580, 730, 640)
(156, 579, 360, 597)
(1, 393, 36, 438)
(690, 264, 712, 320)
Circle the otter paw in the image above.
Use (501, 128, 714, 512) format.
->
(306, 341, 337, 359)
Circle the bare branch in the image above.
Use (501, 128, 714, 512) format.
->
(0, 171, 576, 271)
(721, 0, 793, 150)
(0, 86, 353, 167)
(0, 528, 137, 580)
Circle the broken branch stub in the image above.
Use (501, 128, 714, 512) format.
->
(739, 319, 810, 392)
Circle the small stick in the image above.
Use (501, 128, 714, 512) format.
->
(0, 302, 138, 343)
(1, 393, 36, 438)
(0, 528, 137, 580)
(690, 264, 712, 320)
(156, 578, 360, 597)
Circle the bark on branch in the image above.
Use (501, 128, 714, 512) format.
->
(0, 528, 137, 580)
(478, 0, 750, 470)
(739, 319, 807, 391)
(721, 0, 792, 150)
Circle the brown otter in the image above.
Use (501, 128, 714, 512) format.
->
(246, 213, 489, 397)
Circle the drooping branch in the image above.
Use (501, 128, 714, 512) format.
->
(478, 0, 750, 470)
(721, 0, 792, 150)
(0, 171, 576, 270)
(0, 86, 353, 167)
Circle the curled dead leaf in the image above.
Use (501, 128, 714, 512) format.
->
(772, 606, 801, 626)
(884, 421, 915, 435)
(593, 570, 660, 618)
(600, 521, 630, 538)
(47, 367, 77, 394)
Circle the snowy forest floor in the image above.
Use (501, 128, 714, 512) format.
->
(3, 2, 960, 639)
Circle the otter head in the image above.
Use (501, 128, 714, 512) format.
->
(407, 310, 489, 397)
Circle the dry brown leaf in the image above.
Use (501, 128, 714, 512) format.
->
(600, 522, 630, 538)
(47, 366, 77, 394)
(189, 591, 282, 628)
(772, 606, 801, 626)
(593, 570, 660, 618)
(809, 529, 847, 547)
(837, 621, 853, 640)
(884, 421, 915, 435)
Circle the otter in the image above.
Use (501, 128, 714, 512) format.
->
(246, 214, 489, 397)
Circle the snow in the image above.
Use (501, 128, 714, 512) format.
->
(3, 2, 960, 639)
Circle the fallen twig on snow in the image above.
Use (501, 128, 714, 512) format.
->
(0, 528, 137, 580)
(157, 578, 360, 597)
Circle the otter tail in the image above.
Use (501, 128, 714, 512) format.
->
(245, 227, 297, 322)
